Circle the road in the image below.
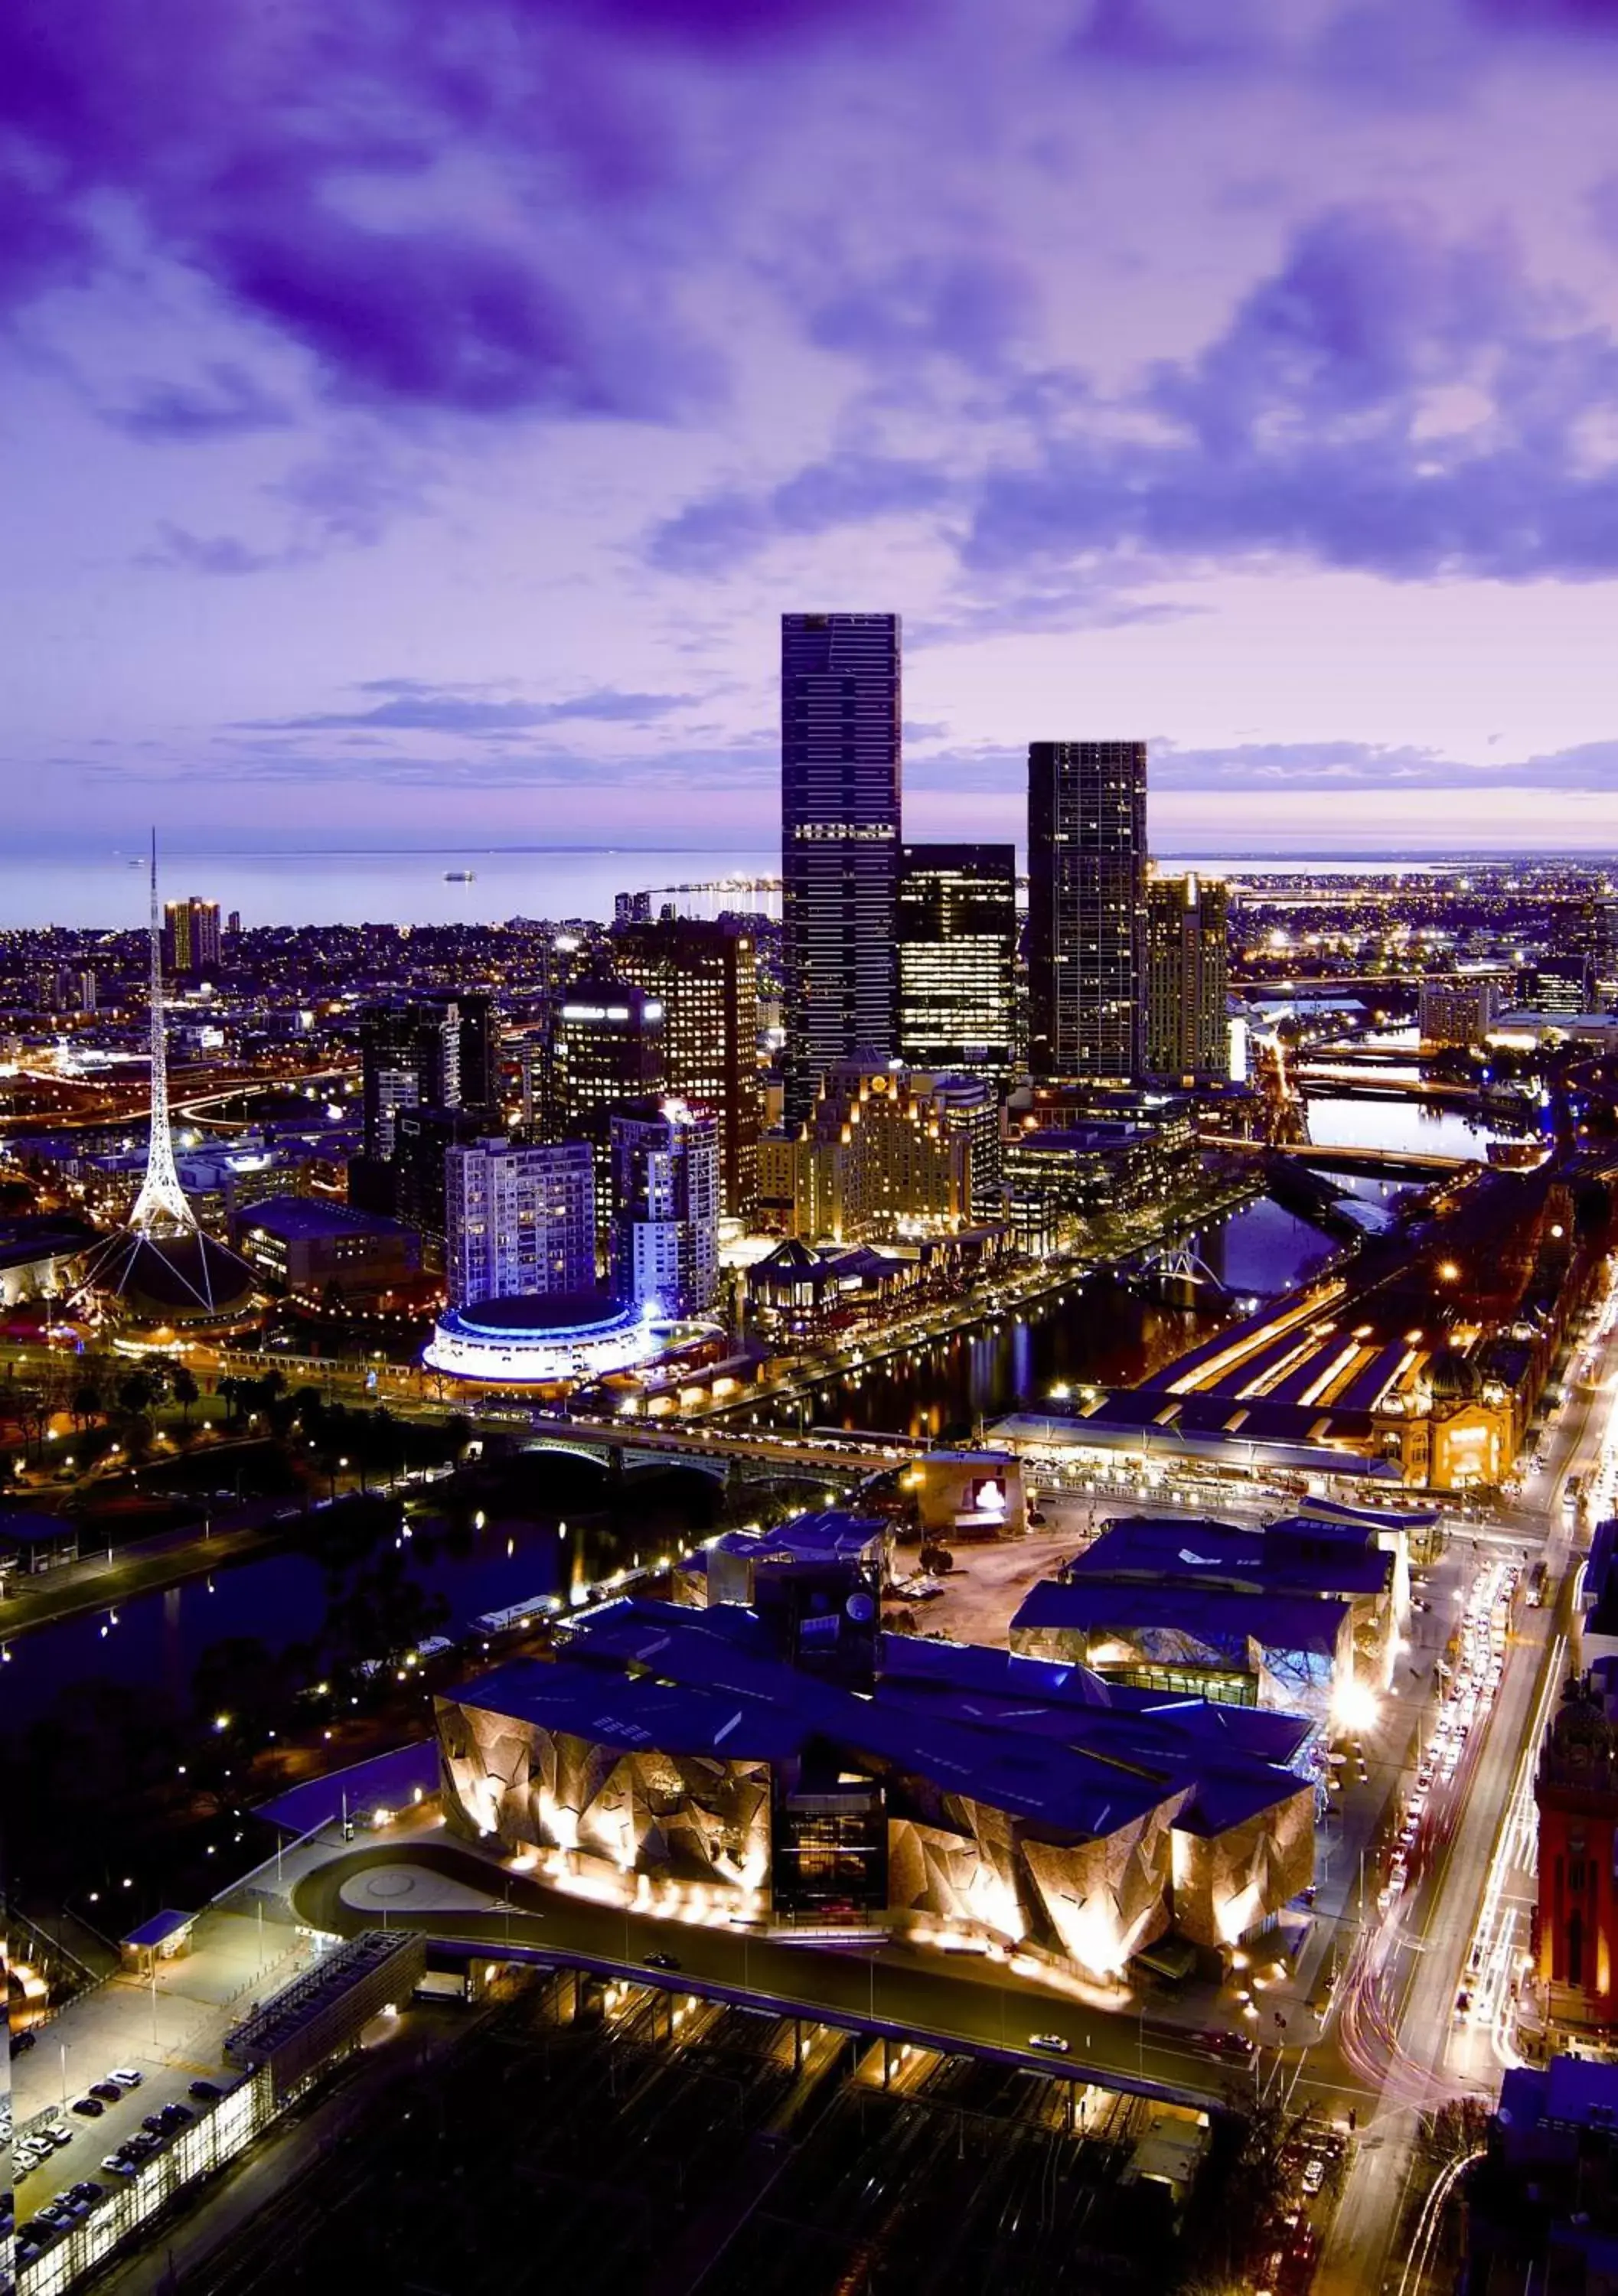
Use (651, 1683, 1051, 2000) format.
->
(1313, 1269, 1616, 2294)
(289, 1835, 1244, 2114)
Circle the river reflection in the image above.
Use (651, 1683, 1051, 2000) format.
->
(758, 1190, 1342, 1443)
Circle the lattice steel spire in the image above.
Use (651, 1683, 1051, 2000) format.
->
(128, 830, 197, 1236)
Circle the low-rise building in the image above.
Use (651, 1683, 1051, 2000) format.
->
(230, 1194, 420, 1296)
(436, 1592, 1314, 1977)
(1010, 1510, 1401, 1727)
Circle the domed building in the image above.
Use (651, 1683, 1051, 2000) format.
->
(1424, 1346, 1483, 1405)
(423, 1289, 663, 1388)
(111, 1230, 259, 1334)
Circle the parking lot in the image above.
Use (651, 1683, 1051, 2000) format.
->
(7, 1902, 310, 2275)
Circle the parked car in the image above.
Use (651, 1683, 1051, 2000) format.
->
(71, 2096, 106, 2118)
(107, 2067, 143, 2090)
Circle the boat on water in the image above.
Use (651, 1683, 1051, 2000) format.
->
(443, 869, 476, 882)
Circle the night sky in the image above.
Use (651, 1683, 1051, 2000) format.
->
(6, 0, 1618, 854)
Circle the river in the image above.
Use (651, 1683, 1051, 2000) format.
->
(0, 1193, 1344, 1736)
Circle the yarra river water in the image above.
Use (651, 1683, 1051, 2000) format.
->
(0, 1192, 1352, 1736)
(0, 1087, 1522, 1734)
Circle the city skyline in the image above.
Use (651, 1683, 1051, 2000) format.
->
(5, 5, 1618, 858)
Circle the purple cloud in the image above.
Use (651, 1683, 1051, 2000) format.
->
(109, 362, 292, 441)
(651, 202, 1618, 600)
(239, 686, 696, 734)
(648, 452, 953, 571)
(807, 253, 1039, 374)
(139, 524, 300, 576)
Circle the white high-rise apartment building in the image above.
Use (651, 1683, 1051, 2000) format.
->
(609, 1102, 719, 1318)
(445, 1136, 596, 1308)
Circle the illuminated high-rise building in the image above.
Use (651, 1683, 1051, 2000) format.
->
(896, 843, 1016, 1080)
(781, 612, 902, 1122)
(609, 1100, 719, 1316)
(445, 1136, 597, 1308)
(614, 915, 760, 1218)
(549, 979, 667, 1143)
(161, 895, 221, 978)
(1144, 872, 1229, 1078)
(1027, 741, 1147, 1081)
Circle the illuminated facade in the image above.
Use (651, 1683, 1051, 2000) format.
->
(423, 1290, 659, 1385)
(444, 1136, 596, 1308)
(781, 612, 902, 1122)
(613, 916, 761, 1218)
(757, 1065, 985, 1243)
(1535, 1682, 1618, 2023)
(1144, 872, 1229, 1080)
(895, 843, 1016, 1080)
(1028, 740, 1147, 1081)
(436, 1589, 1315, 1977)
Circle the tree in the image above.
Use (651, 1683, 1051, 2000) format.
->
(118, 1368, 159, 1420)
(70, 1375, 104, 1429)
(171, 1365, 199, 1426)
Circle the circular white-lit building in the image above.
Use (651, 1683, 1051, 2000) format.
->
(422, 1290, 663, 1387)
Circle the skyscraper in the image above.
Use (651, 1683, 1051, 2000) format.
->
(614, 915, 760, 1218)
(445, 1136, 597, 1308)
(609, 1100, 719, 1317)
(1027, 741, 1147, 1081)
(781, 612, 902, 1122)
(548, 979, 667, 1142)
(360, 1001, 463, 1160)
(1144, 872, 1229, 1078)
(161, 895, 221, 978)
(896, 843, 1017, 1080)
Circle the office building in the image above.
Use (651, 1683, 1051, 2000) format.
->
(756, 1065, 986, 1244)
(230, 1195, 420, 1296)
(781, 612, 902, 1121)
(455, 990, 501, 1114)
(444, 1136, 597, 1309)
(1144, 872, 1229, 1078)
(1028, 741, 1147, 1081)
(896, 843, 1017, 1079)
(360, 1000, 464, 1160)
(1419, 976, 1505, 1048)
(614, 915, 760, 1218)
(609, 1099, 720, 1317)
(161, 895, 222, 978)
(393, 1104, 490, 1263)
(615, 890, 652, 927)
(547, 978, 666, 1142)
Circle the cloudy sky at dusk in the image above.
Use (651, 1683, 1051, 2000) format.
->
(7, 0, 1618, 859)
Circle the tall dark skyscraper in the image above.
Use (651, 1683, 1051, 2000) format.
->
(781, 612, 902, 1122)
(896, 843, 1017, 1079)
(614, 915, 760, 1218)
(1027, 741, 1147, 1081)
(1144, 872, 1229, 1078)
(360, 1000, 463, 1159)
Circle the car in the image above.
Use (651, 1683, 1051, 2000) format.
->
(70, 2179, 104, 2204)
(188, 2079, 222, 2102)
(142, 2112, 171, 2135)
(1199, 2029, 1254, 2059)
(90, 2082, 122, 2104)
(1027, 2032, 1071, 2053)
(1301, 2157, 1326, 2197)
(107, 2067, 143, 2089)
(14, 2027, 38, 2053)
(102, 2155, 139, 2178)
(71, 2096, 106, 2118)
(158, 2102, 194, 2127)
(644, 1952, 680, 1971)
